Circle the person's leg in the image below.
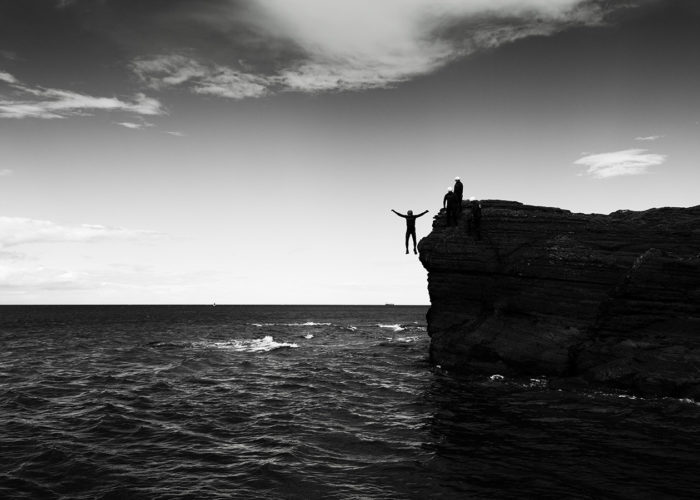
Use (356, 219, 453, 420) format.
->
(404, 230, 410, 253)
(411, 231, 417, 253)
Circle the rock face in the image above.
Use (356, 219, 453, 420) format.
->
(418, 200, 700, 397)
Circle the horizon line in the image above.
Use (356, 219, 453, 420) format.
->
(0, 303, 431, 307)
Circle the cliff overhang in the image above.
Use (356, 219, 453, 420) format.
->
(418, 200, 700, 398)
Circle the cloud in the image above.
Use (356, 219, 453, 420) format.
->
(0, 216, 160, 248)
(574, 149, 667, 179)
(0, 70, 163, 119)
(0, 260, 210, 295)
(634, 135, 663, 141)
(116, 121, 153, 129)
(0, 169, 12, 176)
(0, 71, 17, 84)
(256, 0, 607, 92)
(0, 50, 17, 61)
(132, 55, 271, 99)
(0, 263, 95, 291)
(132, 0, 623, 97)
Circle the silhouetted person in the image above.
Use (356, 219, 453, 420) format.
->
(443, 186, 453, 210)
(444, 187, 458, 227)
(391, 209, 428, 254)
(467, 197, 482, 240)
(453, 177, 464, 214)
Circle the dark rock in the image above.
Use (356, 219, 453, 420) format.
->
(418, 200, 700, 397)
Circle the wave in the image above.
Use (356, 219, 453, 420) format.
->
(250, 322, 332, 327)
(377, 324, 405, 332)
(392, 335, 422, 343)
(207, 336, 298, 352)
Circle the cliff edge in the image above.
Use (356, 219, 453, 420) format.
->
(418, 200, 700, 397)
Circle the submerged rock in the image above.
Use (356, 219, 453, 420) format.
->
(418, 200, 700, 397)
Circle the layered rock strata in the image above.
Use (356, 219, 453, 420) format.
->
(418, 200, 700, 397)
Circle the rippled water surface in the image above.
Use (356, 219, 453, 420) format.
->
(1, 305, 699, 499)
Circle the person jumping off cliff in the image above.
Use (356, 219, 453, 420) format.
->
(391, 209, 429, 254)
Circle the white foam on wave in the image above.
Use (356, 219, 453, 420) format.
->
(250, 322, 331, 327)
(304, 334, 314, 339)
(210, 336, 298, 352)
(393, 335, 422, 343)
(377, 324, 405, 332)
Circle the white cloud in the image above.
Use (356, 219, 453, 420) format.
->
(0, 263, 94, 291)
(0, 71, 18, 84)
(116, 121, 154, 130)
(132, 55, 270, 99)
(134, 0, 617, 97)
(165, 131, 185, 137)
(0, 70, 163, 119)
(0, 261, 210, 296)
(0, 169, 12, 176)
(574, 149, 667, 179)
(0, 216, 160, 248)
(634, 135, 663, 142)
(256, 0, 603, 92)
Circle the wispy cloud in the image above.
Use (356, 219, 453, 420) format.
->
(0, 216, 160, 248)
(0, 261, 210, 295)
(132, 55, 270, 100)
(634, 135, 663, 142)
(116, 121, 153, 130)
(0, 70, 163, 119)
(574, 149, 667, 179)
(0, 263, 95, 291)
(0, 71, 17, 84)
(133, 0, 622, 97)
(0, 169, 12, 176)
(257, 0, 607, 92)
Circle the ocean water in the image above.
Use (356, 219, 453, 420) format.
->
(1, 305, 699, 500)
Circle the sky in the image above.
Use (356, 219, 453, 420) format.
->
(1, 0, 699, 305)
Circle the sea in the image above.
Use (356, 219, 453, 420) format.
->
(1, 305, 699, 500)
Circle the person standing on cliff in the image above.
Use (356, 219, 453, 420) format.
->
(467, 196, 482, 240)
(443, 187, 458, 227)
(391, 209, 429, 254)
(453, 177, 464, 215)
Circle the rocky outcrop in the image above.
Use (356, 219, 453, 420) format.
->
(418, 200, 700, 397)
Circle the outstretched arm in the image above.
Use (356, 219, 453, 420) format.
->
(391, 209, 406, 218)
(416, 210, 429, 218)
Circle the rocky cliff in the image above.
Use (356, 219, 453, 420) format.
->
(418, 200, 700, 397)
